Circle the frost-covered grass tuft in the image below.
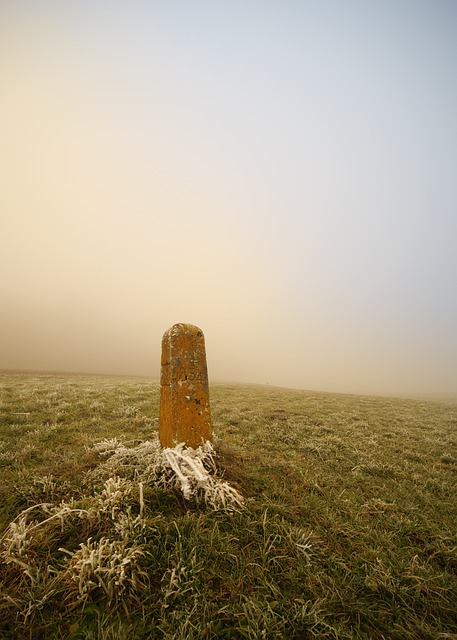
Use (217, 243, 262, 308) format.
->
(88, 437, 244, 511)
(161, 441, 244, 509)
(61, 536, 148, 605)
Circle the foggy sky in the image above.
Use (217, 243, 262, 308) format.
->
(1, 1, 457, 399)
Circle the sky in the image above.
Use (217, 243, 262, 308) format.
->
(1, 0, 457, 399)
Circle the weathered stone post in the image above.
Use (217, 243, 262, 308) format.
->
(159, 323, 213, 448)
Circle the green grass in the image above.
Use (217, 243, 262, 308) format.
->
(0, 372, 456, 639)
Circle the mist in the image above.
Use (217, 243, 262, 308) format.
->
(2, 1, 457, 399)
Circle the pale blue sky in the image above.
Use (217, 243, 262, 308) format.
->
(1, 1, 456, 397)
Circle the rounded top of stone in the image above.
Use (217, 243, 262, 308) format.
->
(165, 323, 204, 339)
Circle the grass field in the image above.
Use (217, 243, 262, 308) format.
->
(0, 372, 456, 639)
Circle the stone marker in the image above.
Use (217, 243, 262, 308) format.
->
(159, 323, 213, 448)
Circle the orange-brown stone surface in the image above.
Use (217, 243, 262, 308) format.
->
(159, 323, 213, 448)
